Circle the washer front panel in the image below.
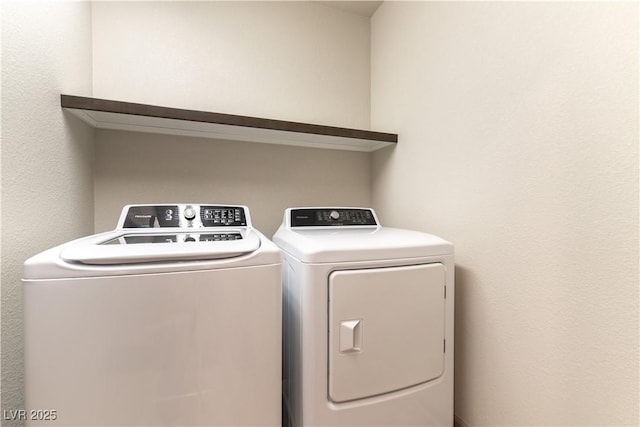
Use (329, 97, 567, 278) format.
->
(328, 263, 445, 403)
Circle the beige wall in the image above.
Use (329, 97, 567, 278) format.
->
(92, 1, 370, 129)
(371, 2, 639, 426)
(94, 130, 370, 236)
(91, 1, 373, 235)
(1, 0, 94, 419)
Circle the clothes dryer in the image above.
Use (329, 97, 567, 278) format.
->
(273, 207, 454, 427)
(23, 204, 281, 426)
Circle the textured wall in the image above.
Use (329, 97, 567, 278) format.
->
(371, 2, 639, 426)
(91, 1, 372, 235)
(92, 1, 370, 129)
(1, 0, 94, 420)
(94, 131, 371, 237)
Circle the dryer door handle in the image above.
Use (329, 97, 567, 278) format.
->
(339, 319, 362, 353)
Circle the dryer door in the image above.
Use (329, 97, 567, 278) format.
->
(328, 263, 445, 403)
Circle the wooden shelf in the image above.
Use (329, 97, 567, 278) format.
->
(61, 95, 397, 152)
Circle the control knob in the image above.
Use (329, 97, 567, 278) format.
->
(329, 210, 340, 220)
(184, 207, 197, 221)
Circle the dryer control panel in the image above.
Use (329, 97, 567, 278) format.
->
(290, 208, 378, 227)
(119, 204, 249, 229)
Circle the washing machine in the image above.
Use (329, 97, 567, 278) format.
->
(273, 207, 454, 427)
(23, 203, 281, 426)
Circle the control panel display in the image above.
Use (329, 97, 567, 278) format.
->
(291, 208, 377, 227)
(201, 206, 247, 227)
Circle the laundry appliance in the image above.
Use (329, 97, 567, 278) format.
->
(23, 203, 281, 426)
(273, 207, 454, 427)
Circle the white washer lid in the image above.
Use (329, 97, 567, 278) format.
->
(272, 226, 452, 263)
(24, 229, 280, 280)
(61, 231, 261, 265)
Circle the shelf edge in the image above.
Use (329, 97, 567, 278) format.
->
(61, 94, 398, 147)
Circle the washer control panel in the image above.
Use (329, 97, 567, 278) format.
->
(290, 208, 378, 227)
(120, 204, 248, 229)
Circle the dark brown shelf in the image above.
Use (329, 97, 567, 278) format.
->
(61, 95, 397, 152)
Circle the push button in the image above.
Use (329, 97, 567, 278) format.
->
(184, 207, 196, 221)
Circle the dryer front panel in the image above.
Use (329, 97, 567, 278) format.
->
(328, 263, 445, 403)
